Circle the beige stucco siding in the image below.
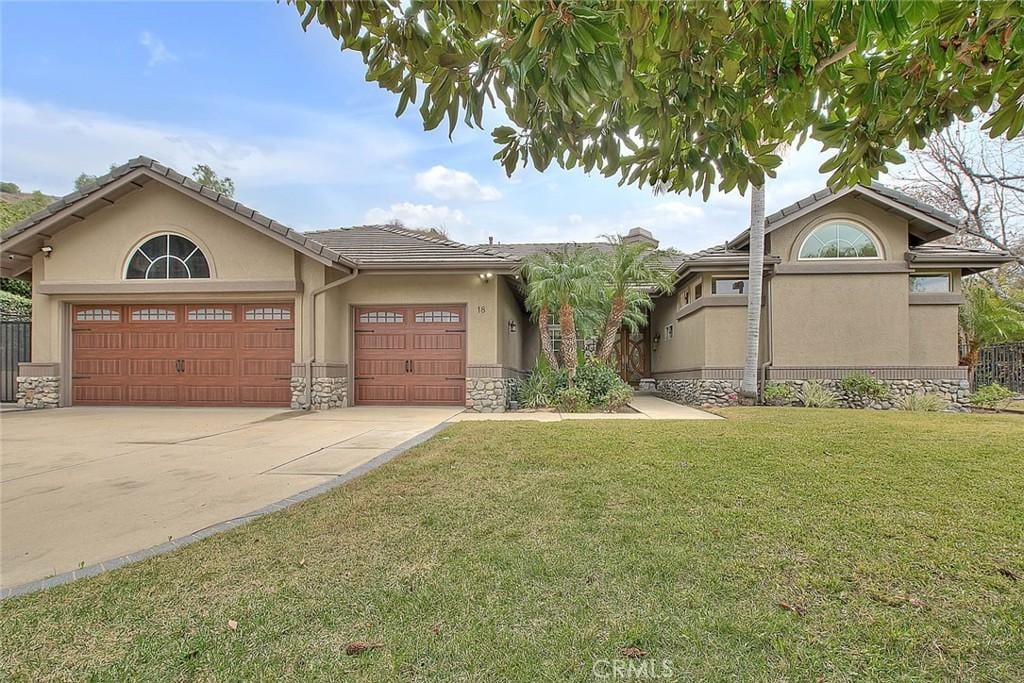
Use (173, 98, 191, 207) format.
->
(326, 274, 500, 366)
(909, 305, 959, 366)
(704, 306, 746, 366)
(41, 183, 297, 282)
(771, 273, 909, 366)
(650, 295, 705, 372)
(496, 277, 528, 371)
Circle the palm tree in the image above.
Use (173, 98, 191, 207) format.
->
(519, 265, 559, 368)
(520, 246, 601, 379)
(739, 183, 766, 401)
(958, 281, 1024, 385)
(595, 236, 675, 363)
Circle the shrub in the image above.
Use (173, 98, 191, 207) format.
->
(555, 386, 591, 412)
(970, 383, 1015, 411)
(599, 383, 634, 411)
(798, 381, 839, 408)
(574, 361, 621, 401)
(516, 358, 566, 408)
(762, 383, 794, 406)
(840, 372, 890, 400)
(898, 392, 948, 412)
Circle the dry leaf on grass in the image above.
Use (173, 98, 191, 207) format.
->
(777, 601, 806, 616)
(227, 620, 238, 631)
(430, 623, 442, 635)
(345, 641, 383, 656)
(620, 646, 647, 659)
(997, 567, 1018, 581)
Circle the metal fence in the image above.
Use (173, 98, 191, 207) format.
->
(1, 321, 31, 402)
(975, 342, 1024, 392)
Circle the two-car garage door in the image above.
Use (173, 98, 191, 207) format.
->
(71, 303, 294, 406)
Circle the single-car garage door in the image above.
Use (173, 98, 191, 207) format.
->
(354, 304, 465, 405)
(71, 303, 294, 406)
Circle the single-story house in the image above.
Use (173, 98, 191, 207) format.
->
(2, 157, 1014, 411)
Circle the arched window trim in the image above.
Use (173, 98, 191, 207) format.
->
(796, 219, 884, 261)
(122, 231, 214, 280)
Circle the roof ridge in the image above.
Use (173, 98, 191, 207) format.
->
(374, 224, 512, 259)
(0, 155, 355, 269)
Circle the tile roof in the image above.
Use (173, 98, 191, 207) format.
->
(483, 241, 688, 271)
(908, 243, 1012, 257)
(305, 225, 514, 267)
(763, 182, 960, 229)
(0, 156, 355, 270)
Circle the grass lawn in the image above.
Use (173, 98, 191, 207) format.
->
(2, 409, 1022, 681)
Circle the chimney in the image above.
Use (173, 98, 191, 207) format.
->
(622, 226, 658, 248)
(488, 236, 494, 245)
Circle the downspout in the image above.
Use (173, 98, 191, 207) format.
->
(305, 266, 359, 409)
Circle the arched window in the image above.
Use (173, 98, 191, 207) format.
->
(125, 234, 210, 279)
(798, 221, 881, 260)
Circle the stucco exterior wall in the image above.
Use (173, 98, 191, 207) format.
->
(327, 273, 499, 366)
(909, 305, 960, 366)
(496, 276, 528, 371)
(40, 183, 297, 283)
(771, 273, 909, 366)
(650, 294, 705, 372)
(704, 306, 747, 367)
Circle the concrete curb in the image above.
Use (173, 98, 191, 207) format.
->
(1, 421, 452, 600)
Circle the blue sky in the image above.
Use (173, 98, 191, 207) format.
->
(3, 1, 843, 250)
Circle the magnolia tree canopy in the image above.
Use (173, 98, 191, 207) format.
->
(291, 0, 1024, 197)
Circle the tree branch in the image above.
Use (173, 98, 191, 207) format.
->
(814, 41, 857, 74)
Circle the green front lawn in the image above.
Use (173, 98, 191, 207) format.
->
(3, 409, 1023, 681)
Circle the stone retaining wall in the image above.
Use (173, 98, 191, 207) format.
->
(290, 376, 308, 410)
(765, 378, 971, 410)
(656, 378, 740, 407)
(16, 376, 61, 409)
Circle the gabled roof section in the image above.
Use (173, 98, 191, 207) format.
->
(304, 225, 515, 270)
(729, 183, 961, 250)
(907, 242, 1016, 274)
(0, 156, 356, 278)
(673, 244, 780, 281)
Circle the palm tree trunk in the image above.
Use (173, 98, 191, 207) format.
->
(596, 294, 626, 363)
(739, 183, 766, 401)
(538, 305, 558, 368)
(961, 340, 981, 388)
(559, 302, 578, 380)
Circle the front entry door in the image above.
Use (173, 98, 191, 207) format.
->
(611, 326, 650, 384)
(353, 305, 466, 405)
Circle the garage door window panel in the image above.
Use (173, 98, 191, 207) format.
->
(189, 307, 233, 322)
(131, 308, 176, 322)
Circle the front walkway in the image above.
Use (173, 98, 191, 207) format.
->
(450, 394, 720, 421)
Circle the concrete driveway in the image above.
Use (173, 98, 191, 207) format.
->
(0, 405, 460, 590)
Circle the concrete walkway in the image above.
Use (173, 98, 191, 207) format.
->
(449, 394, 720, 421)
(1, 405, 460, 591)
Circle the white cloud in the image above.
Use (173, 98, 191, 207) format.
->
(365, 202, 467, 228)
(0, 96, 417, 196)
(414, 165, 502, 201)
(139, 31, 177, 67)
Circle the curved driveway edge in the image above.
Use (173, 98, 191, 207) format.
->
(1, 421, 450, 600)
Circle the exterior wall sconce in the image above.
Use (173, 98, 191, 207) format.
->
(508, 320, 517, 334)
(40, 245, 53, 257)
(479, 272, 493, 281)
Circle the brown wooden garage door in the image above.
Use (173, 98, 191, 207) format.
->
(71, 303, 294, 406)
(353, 304, 465, 405)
